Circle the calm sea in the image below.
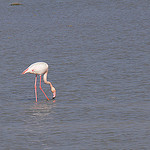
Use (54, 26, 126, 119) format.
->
(1, 0, 150, 149)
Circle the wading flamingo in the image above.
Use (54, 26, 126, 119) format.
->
(22, 62, 56, 102)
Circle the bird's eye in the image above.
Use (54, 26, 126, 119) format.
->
(32, 69, 34, 72)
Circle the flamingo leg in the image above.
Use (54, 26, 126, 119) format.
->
(35, 75, 38, 102)
(39, 75, 49, 100)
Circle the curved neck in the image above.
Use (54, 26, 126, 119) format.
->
(43, 71, 53, 89)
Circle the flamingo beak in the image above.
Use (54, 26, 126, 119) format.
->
(22, 68, 29, 74)
(52, 91, 56, 99)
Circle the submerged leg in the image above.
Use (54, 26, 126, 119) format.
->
(35, 75, 38, 102)
(39, 75, 49, 100)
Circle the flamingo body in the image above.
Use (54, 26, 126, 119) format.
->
(22, 62, 56, 102)
(23, 62, 48, 75)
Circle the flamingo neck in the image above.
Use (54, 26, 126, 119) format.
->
(43, 71, 53, 89)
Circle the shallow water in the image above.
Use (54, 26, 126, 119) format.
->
(1, 0, 150, 149)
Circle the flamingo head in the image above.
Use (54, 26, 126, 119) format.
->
(51, 87, 56, 99)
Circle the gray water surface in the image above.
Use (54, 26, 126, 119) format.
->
(1, 0, 150, 149)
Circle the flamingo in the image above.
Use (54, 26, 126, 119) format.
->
(22, 62, 56, 102)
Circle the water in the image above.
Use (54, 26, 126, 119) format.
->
(1, 0, 150, 149)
